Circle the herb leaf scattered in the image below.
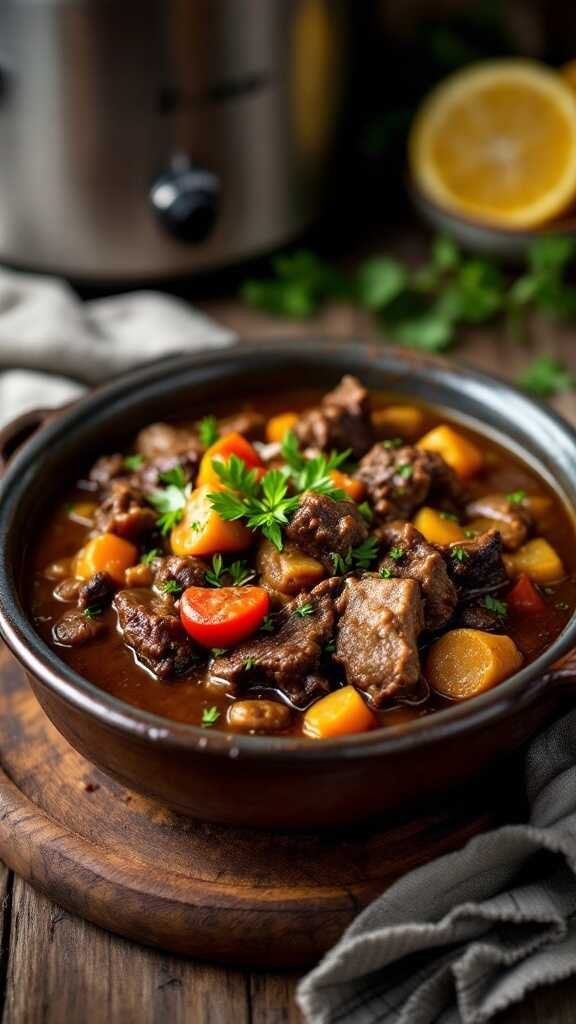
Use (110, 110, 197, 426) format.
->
(198, 415, 220, 448)
(201, 706, 220, 728)
(124, 453, 144, 471)
(482, 595, 508, 616)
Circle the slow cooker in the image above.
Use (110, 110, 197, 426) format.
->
(0, 0, 346, 282)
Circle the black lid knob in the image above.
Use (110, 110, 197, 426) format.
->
(150, 165, 219, 243)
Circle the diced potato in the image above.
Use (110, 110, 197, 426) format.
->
(171, 485, 253, 557)
(426, 629, 523, 700)
(74, 533, 138, 585)
(303, 686, 376, 739)
(125, 563, 154, 588)
(418, 424, 484, 478)
(413, 507, 465, 545)
(256, 538, 325, 595)
(504, 538, 565, 584)
(265, 412, 299, 444)
(67, 501, 98, 526)
(372, 405, 426, 440)
(330, 469, 366, 503)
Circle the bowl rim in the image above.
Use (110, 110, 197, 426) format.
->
(1, 337, 575, 762)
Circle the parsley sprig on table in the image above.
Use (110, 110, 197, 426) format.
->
(240, 235, 576, 389)
(147, 466, 190, 535)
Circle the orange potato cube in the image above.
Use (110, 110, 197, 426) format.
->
(418, 424, 484, 478)
(372, 404, 426, 440)
(303, 686, 376, 739)
(426, 629, 523, 699)
(171, 485, 253, 558)
(74, 533, 138, 586)
(330, 469, 366, 503)
(504, 538, 565, 584)
(413, 507, 465, 545)
(266, 412, 299, 443)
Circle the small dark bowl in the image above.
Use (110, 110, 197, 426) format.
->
(0, 339, 575, 830)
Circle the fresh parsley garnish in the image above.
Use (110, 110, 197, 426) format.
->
(330, 537, 379, 574)
(190, 520, 201, 533)
(83, 606, 102, 620)
(205, 554, 255, 588)
(463, 528, 476, 539)
(141, 548, 161, 566)
(382, 437, 403, 449)
(209, 465, 299, 552)
(243, 656, 257, 670)
(147, 466, 190, 534)
(451, 546, 469, 562)
(124, 453, 145, 471)
(388, 546, 405, 562)
(440, 511, 459, 522)
(323, 639, 336, 655)
(228, 561, 256, 587)
(260, 615, 275, 633)
(396, 463, 413, 479)
(210, 648, 228, 658)
(507, 490, 527, 506)
(517, 356, 576, 399)
(295, 602, 315, 618)
(205, 554, 225, 587)
(198, 415, 220, 448)
(482, 595, 508, 616)
(160, 580, 182, 595)
(280, 431, 349, 499)
(241, 249, 349, 318)
(357, 501, 374, 524)
(201, 706, 220, 728)
(379, 567, 394, 579)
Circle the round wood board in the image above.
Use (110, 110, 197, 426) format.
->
(0, 647, 523, 968)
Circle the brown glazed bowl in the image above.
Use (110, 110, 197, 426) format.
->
(0, 339, 575, 830)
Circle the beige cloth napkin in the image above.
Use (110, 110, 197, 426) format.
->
(0, 266, 235, 427)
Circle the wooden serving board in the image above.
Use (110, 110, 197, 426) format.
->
(0, 645, 524, 968)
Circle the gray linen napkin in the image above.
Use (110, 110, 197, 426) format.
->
(298, 708, 576, 1024)
(0, 266, 235, 427)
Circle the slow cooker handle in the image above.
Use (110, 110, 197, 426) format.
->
(0, 407, 55, 475)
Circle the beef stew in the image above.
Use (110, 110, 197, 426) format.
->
(29, 376, 576, 739)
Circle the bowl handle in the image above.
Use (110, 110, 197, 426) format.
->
(543, 647, 576, 688)
(0, 407, 55, 475)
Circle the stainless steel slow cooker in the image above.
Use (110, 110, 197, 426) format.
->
(0, 0, 346, 281)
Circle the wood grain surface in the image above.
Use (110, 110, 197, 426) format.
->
(1, 224, 576, 1021)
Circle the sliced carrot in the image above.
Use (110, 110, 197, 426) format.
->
(413, 507, 465, 545)
(426, 628, 523, 699)
(74, 533, 138, 585)
(504, 538, 565, 584)
(266, 412, 299, 443)
(372, 404, 426, 440)
(330, 469, 366, 502)
(418, 424, 484, 478)
(197, 432, 264, 490)
(303, 686, 376, 739)
(171, 484, 253, 557)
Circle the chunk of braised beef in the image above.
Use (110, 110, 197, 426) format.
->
(334, 576, 424, 704)
(218, 411, 266, 441)
(94, 480, 157, 541)
(153, 555, 209, 593)
(295, 375, 374, 458)
(209, 579, 341, 706)
(53, 578, 83, 603)
(54, 609, 106, 646)
(77, 571, 116, 611)
(457, 600, 506, 632)
(131, 450, 200, 496)
(356, 444, 463, 521)
(465, 494, 532, 552)
(89, 454, 127, 487)
(285, 491, 368, 569)
(378, 522, 457, 631)
(114, 589, 199, 678)
(445, 529, 508, 597)
(135, 422, 201, 460)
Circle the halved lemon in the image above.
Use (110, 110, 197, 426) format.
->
(410, 59, 576, 229)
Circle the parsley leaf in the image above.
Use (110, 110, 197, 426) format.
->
(209, 466, 300, 551)
(205, 554, 225, 587)
(330, 537, 380, 574)
(356, 257, 407, 311)
(382, 437, 403, 449)
(228, 561, 256, 587)
(396, 463, 413, 479)
(141, 548, 161, 566)
(379, 566, 394, 579)
(388, 546, 405, 562)
(212, 453, 260, 498)
(482, 595, 508, 616)
(83, 605, 102, 619)
(198, 415, 220, 448)
(211, 648, 228, 658)
(124, 453, 144, 471)
(357, 501, 374, 523)
(147, 480, 188, 535)
(281, 431, 349, 499)
(517, 356, 575, 399)
(201, 706, 220, 728)
(241, 250, 349, 318)
(243, 656, 257, 670)
(295, 602, 315, 618)
(451, 546, 469, 562)
(260, 615, 275, 633)
(160, 580, 182, 595)
(160, 466, 187, 489)
(507, 489, 527, 506)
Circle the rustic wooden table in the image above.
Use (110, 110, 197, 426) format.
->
(2, 229, 576, 1023)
